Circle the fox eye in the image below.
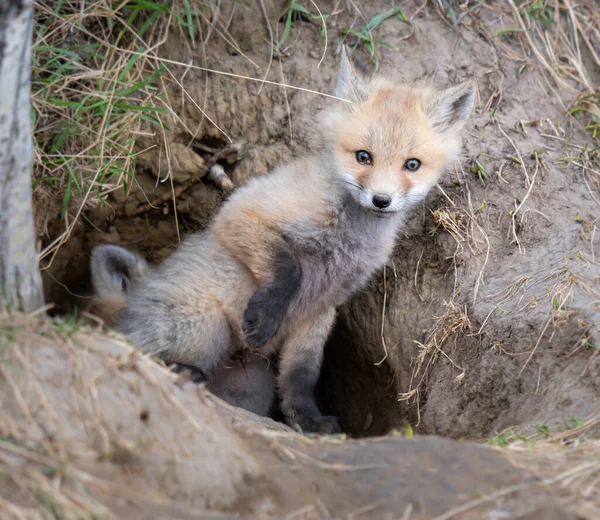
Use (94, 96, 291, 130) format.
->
(404, 158, 421, 172)
(355, 150, 373, 165)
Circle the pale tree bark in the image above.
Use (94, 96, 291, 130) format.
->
(0, 0, 44, 313)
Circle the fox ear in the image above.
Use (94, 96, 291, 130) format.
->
(90, 244, 147, 299)
(426, 81, 475, 131)
(335, 46, 365, 102)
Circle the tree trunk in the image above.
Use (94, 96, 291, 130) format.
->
(0, 0, 43, 313)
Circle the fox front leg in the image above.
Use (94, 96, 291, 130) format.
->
(214, 201, 303, 350)
(278, 307, 340, 434)
(242, 244, 302, 349)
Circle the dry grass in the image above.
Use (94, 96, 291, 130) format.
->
(491, 411, 600, 520)
(33, 0, 188, 265)
(483, 0, 599, 136)
(398, 300, 470, 425)
(505, 439, 600, 519)
(432, 410, 600, 519)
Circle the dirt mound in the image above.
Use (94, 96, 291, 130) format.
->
(1, 312, 593, 519)
(0, 315, 268, 513)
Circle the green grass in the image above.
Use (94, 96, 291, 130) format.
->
(493, 28, 524, 38)
(490, 418, 587, 448)
(278, 0, 329, 52)
(51, 309, 83, 337)
(490, 430, 532, 447)
(520, 0, 556, 24)
(340, 6, 409, 67)
(435, 0, 484, 28)
(568, 93, 600, 140)
(31, 0, 197, 231)
(471, 159, 489, 185)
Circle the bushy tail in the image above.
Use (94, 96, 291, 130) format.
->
(88, 244, 147, 327)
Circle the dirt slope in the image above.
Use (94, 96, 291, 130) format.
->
(0, 313, 582, 519)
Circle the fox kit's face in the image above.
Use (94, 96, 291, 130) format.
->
(328, 52, 475, 217)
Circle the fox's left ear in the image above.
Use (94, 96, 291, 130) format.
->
(335, 46, 366, 102)
(426, 81, 475, 131)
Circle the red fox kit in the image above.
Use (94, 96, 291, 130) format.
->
(107, 50, 474, 433)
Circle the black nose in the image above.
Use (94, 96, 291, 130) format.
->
(372, 194, 391, 208)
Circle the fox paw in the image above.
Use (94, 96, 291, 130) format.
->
(171, 363, 207, 383)
(291, 414, 341, 435)
(242, 289, 286, 349)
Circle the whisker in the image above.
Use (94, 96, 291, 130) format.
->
(341, 179, 364, 191)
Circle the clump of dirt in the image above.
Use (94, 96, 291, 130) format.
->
(35, 0, 600, 457)
(0, 314, 269, 513)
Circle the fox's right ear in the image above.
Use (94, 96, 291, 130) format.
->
(335, 46, 365, 102)
(90, 244, 147, 299)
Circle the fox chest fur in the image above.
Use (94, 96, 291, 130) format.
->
(282, 202, 399, 315)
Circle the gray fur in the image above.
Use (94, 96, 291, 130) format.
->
(90, 243, 275, 417)
(119, 233, 252, 369)
(278, 307, 338, 433)
(209, 354, 276, 417)
(335, 46, 366, 102)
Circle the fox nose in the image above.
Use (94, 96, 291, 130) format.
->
(372, 194, 391, 209)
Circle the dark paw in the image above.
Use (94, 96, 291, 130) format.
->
(171, 363, 207, 384)
(242, 289, 286, 349)
(292, 414, 341, 435)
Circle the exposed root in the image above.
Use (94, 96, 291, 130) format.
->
(127, 142, 241, 216)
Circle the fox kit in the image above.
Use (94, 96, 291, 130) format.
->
(117, 50, 475, 433)
(89, 244, 276, 417)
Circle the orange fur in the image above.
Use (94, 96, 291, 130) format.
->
(334, 84, 453, 198)
(214, 206, 286, 285)
(87, 295, 127, 328)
